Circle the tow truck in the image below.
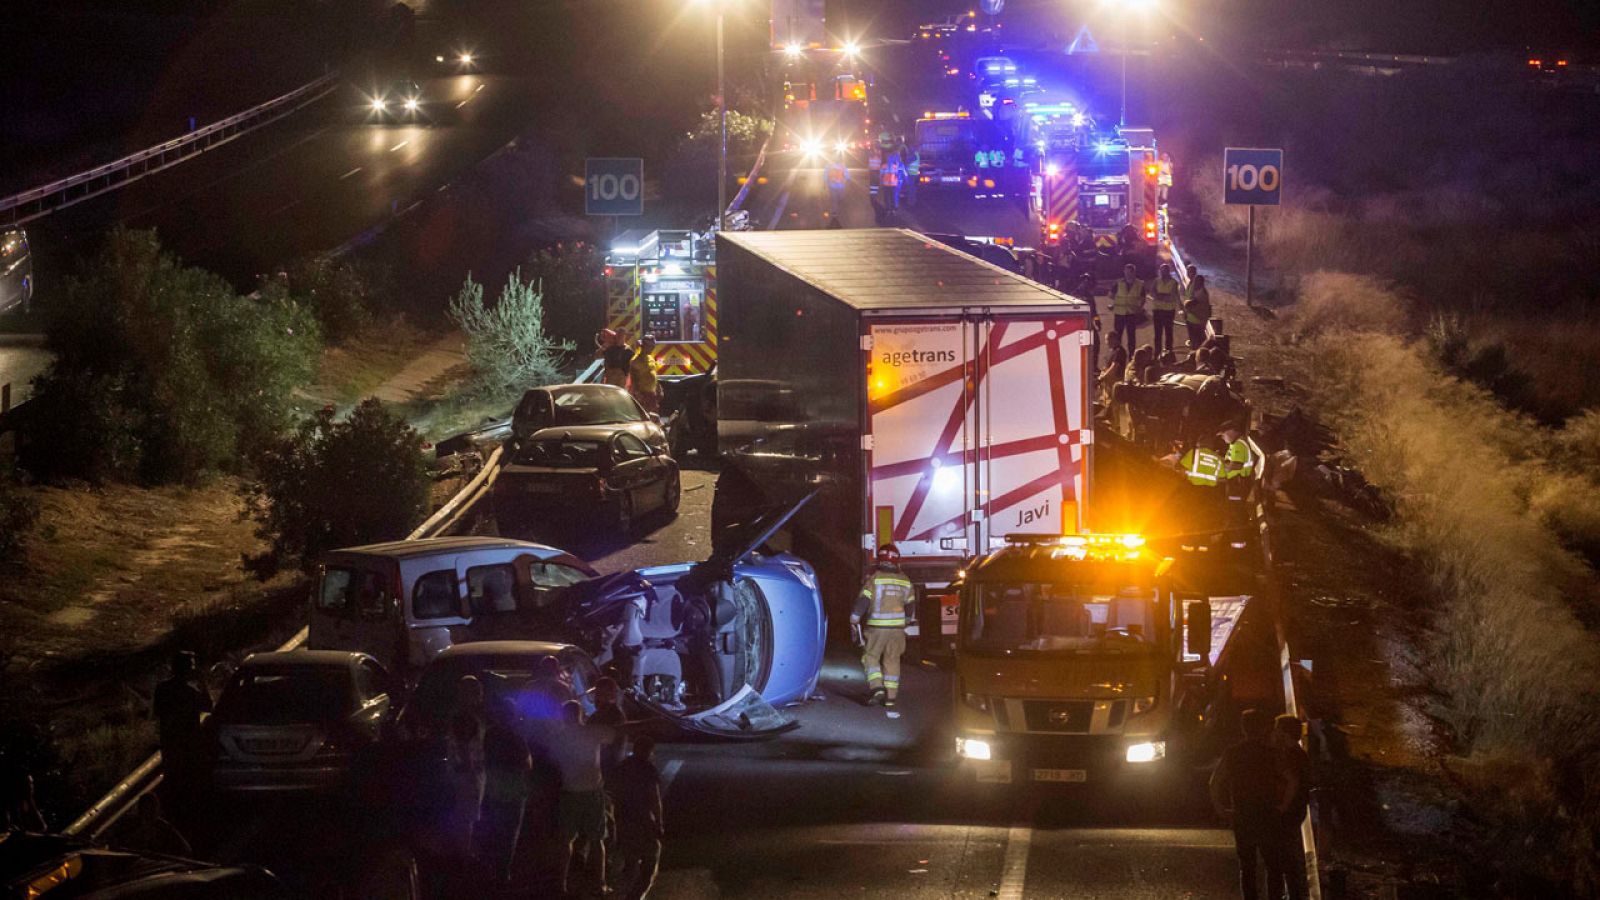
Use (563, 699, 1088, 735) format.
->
(950, 533, 1258, 786)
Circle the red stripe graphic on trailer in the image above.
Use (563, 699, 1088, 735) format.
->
(871, 319, 1087, 544)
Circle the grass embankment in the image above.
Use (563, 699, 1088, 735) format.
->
(1290, 273, 1600, 894)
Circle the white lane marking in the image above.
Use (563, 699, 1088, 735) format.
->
(338, 166, 363, 180)
(997, 825, 1032, 900)
(661, 758, 684, 795)
(389, 140, 410, 152)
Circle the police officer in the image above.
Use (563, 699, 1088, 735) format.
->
(1111, 263, 1146, 352)
(852, 545, 915, 708)
(1151, 263, 1181, 356)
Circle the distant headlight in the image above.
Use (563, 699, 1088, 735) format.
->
(1125, 740, 1166, 764)
(370, 98, 388, 112)
(403, 97, 421, 112)
(800, 137, 822, 156)
(957, 736, 992, 761)
(459, 53, 475, 64)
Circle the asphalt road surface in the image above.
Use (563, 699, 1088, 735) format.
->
(460, 467, 1243, 899)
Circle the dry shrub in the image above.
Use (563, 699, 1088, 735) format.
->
(1288, 271, 1408, 338)
(1306, 316, 1600, 893)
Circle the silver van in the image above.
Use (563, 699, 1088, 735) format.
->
(308, 536, 596, 673)
(0, 228, 32, 316)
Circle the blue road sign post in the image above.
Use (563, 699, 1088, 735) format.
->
(1223, 147, 1284, 307)
(585, 158, 644, 216)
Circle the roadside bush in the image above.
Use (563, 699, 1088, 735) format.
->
(661, 107, 773, 206)
(242, 398, 429, 577)
(448, 270, 573, 402)
(271, 256, 381, 345)
(0, 464, 36, 563)
(523, 242, 605, 349)
(1295, 276, 1600, 893)
(21, 229, 320, 485)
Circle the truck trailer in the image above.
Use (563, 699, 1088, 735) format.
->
(711, 228, 1095, 628)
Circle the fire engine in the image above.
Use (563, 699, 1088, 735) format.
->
(604, 229, 716, 376)
(1030, 108, 1173, 274)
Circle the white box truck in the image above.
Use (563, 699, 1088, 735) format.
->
(711, 228, 1094, 633)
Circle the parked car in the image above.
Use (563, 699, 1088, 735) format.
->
(207, 651, 397, 793)
(0, 831, 288, 899)
(1, 227, 33, 316)
(365, 78, 426, 123)
(493, 426, 681, 532)
(510, 384, 667, 452)
(398, 640, 601, 741)
(308, 536, 596, 673)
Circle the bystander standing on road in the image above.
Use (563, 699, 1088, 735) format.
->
(153, 650, 211, 830)
(478, 697, 531, 885)
(1151, 263, 1181, 356)
(824, 157, 851, 223)
(630, 337, 661, 415)
(553, 701, 614, 897)
(446, 676, 487, 868)
(598, 330, 631, 388)
(612, 735, 664, 900)
(1210, 709, 1296, 900)
(2, 763, 46, 832)
(1273, 714, 1312, 900)
(1184, 268, 1212, 349)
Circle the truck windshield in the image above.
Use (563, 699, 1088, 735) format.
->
(964, 583, 1155, 654)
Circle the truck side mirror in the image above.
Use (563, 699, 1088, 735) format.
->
(1186, 599, 1212, 663)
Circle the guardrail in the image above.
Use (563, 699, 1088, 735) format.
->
(62, 442, 506, 840)
(1, 73, 339, 227)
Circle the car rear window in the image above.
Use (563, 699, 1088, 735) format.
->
(517, 439, 605, 467)
(217, 669, 353, 724)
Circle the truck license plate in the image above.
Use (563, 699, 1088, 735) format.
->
(1032, 768, 1087, 783)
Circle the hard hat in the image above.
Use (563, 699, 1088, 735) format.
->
(876, 544, 901, 564)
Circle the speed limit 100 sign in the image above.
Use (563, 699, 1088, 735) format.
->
(1223, 148, 1283, 206)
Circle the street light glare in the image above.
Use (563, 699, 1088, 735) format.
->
(785, 42, 803, 58)
(842, 40, 861, 57)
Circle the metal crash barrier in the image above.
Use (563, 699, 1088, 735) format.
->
(1, 73, 339, 227)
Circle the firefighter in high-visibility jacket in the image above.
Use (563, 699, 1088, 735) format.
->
(852, 545, 915, 708)
(1151, 263, 1181, 356)
(1111, 263, 1146, 353)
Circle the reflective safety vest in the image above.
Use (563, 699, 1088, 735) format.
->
(1181, 447, 1225, 486)
(826, 164, 848, 188)
(989, 150, 1005, 168)
(1111, 278, 1145, 315)
(877, 131, 895, 150)
(1152, 277, 1181, 311)
(906, 151, 921, 177)
(1184, 284, 1211, 325)
(859, 569, 915, 628)
(975, 150, 989, 169)
(1225, 438, 1255, 479)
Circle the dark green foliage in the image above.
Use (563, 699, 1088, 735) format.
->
(0, 463, 36, 563)
(243, 398, 429, 577)
(523, 242, 605, 349)
(21, 229, 320, 484)
(271, 256, 380, 345)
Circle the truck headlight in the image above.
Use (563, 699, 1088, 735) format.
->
(403, 97, 421, 112)
(1125, 741, 1166, 763)
(957, 737, 992, 761)
(370, 97, 388, 112)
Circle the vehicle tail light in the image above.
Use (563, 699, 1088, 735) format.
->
(1144, 218, 1157, 241)
(596, 476, 610, 493)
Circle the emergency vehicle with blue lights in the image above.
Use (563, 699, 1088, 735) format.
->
(1030, 107, 1173, 264)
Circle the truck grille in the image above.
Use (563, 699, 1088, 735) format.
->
(1021, 700, 1094, 733)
